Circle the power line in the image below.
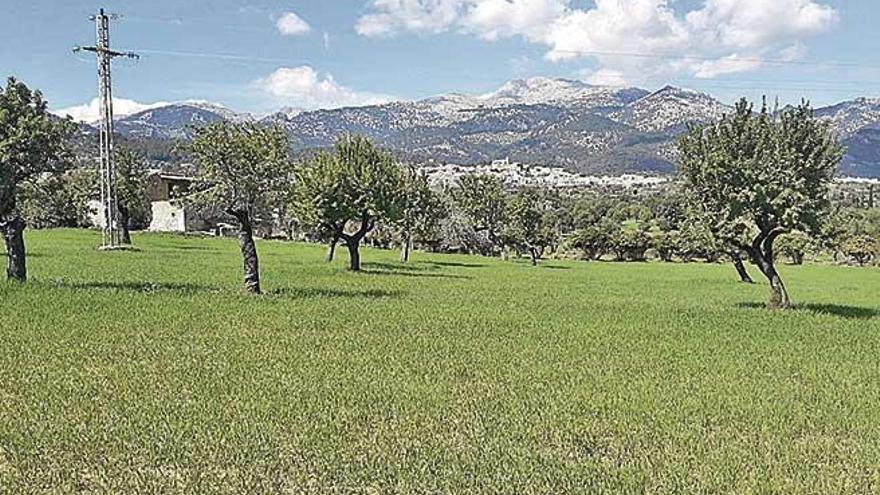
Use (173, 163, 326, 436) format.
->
(133, 48, 294, 65)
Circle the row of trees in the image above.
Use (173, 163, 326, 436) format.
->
(187, 129, 446, 293)
(1, 77, 870, 310)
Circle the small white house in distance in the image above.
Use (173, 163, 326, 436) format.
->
(146, 172, 202, 232)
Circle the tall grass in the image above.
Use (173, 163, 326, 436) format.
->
(1, 229, 878, 493)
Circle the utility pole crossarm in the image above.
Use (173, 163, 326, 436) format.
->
(74, 45, 139, 59)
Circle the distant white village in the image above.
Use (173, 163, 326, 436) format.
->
(88, 159, 876, 235)
(422, 158, 670, 189)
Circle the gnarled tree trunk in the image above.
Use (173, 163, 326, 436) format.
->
(747, 229, 791, 310)
(529, 247, 539, 266)
(118, 203, 132, 245)
(230, 211, 260, 294)
(400, 231, 411, 263)
(730, 251, 754, 283)
(2, 215, 26, 282)
(326, 236, 338, 262)
(340, 214, 374, 272)
(346, 240, 361, 271)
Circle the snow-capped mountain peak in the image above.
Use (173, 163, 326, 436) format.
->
(80, 78, 880, 177)
(477, 77, 644, 109)
(612, 85, 729, 132)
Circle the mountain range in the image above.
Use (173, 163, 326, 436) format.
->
(84, 78, 880, 177)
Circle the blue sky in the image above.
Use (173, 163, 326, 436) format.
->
(2, 0, 879, 120)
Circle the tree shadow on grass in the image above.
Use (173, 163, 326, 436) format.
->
(49, 280, 218, 295)
(417, 260, 487, 269)
(270, 287, 405, 299)
(736, 302, 879, 320)
(362, 261, 435, 272)
(360, 268, 471, 280)
(799, 303, 879, 320)
(539, 264, 571, 270)
(163, 245, 219, 252)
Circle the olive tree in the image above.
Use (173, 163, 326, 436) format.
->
(679, 99, 843, 309)
(504, 186, 557, 265)
(397, 164, 445, 262)
(295, 135, 402, 271)
(0, 78, 74, 282)
(453, 174, 507, 256)
(114, 147, 151, 244)
(189, 122, 293, 294)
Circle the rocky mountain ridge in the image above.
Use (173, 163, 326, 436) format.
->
(85, 78, 880, 177)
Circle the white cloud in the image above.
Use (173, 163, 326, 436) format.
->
(255, 66, 394, 110)
(581, 68, 629, 86)
(356, 0, 838, 82)
(461, 0, 566, 41)
(693, 54, 763, 79)
(276, 12, 311, 36)
(355, 0, 464, 37)
(54, 98, 169, 123)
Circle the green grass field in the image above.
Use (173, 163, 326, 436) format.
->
(1, 229, 879, 493)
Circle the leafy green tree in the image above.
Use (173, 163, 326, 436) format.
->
(570, 222, 612, 261)
(0, 78, 75, 282)
(840, 235, 877, 266)
(113, 147, 151, 244)
(189, 122, 293, 294)
(679, 99, 843, 309)
(503, 186, 556, 265)
(652, 228, 680, 262)
(776, 231, 811, 265)
(295, 135, 402, 271)
(397, 165, 445, 262)
(610, 221, 651, 262)
(677, 222, 720, 263)
(19, 168, 93, 229)
(454, 174, 507, 255)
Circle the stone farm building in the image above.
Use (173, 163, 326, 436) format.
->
(146, 172, 209, 232)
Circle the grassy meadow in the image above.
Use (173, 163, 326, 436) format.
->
(1, 229, 879, 493)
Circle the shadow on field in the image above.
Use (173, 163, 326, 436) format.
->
(737, 302, 878, 320)
(53, 280, 216, 295)
(800, 303, 879, 320)
(540, 264, 571, 270)
(418, 260, 486, 269)
(361, 268, 470, 280)
(271, 287, 404, 299)
(362, 261, 434, 272)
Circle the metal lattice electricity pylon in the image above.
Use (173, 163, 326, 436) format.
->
(74, 9, 138, 249)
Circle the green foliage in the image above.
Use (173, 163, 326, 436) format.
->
(113, 147, 152, 229)
(189, 121, 293, 225)
(652, 228, 681, 262)
(677, 223, 720, 263)
(0, 77, 75, 217)
(19, 168, 94, 229)
(296, 135, 403, 234)
(397, 165, 447, 247)
(503, 186, 557, 263)
(679, 98, 844, 308)
(569, 223, 612, 260)
(840, 235, 878, 266)
(453, 174, 507, 251)
(295, 135, 403, 270)
(679, 100, 843, 244)
(776, 231, 812, 265)
(609, 221, 652, 262)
